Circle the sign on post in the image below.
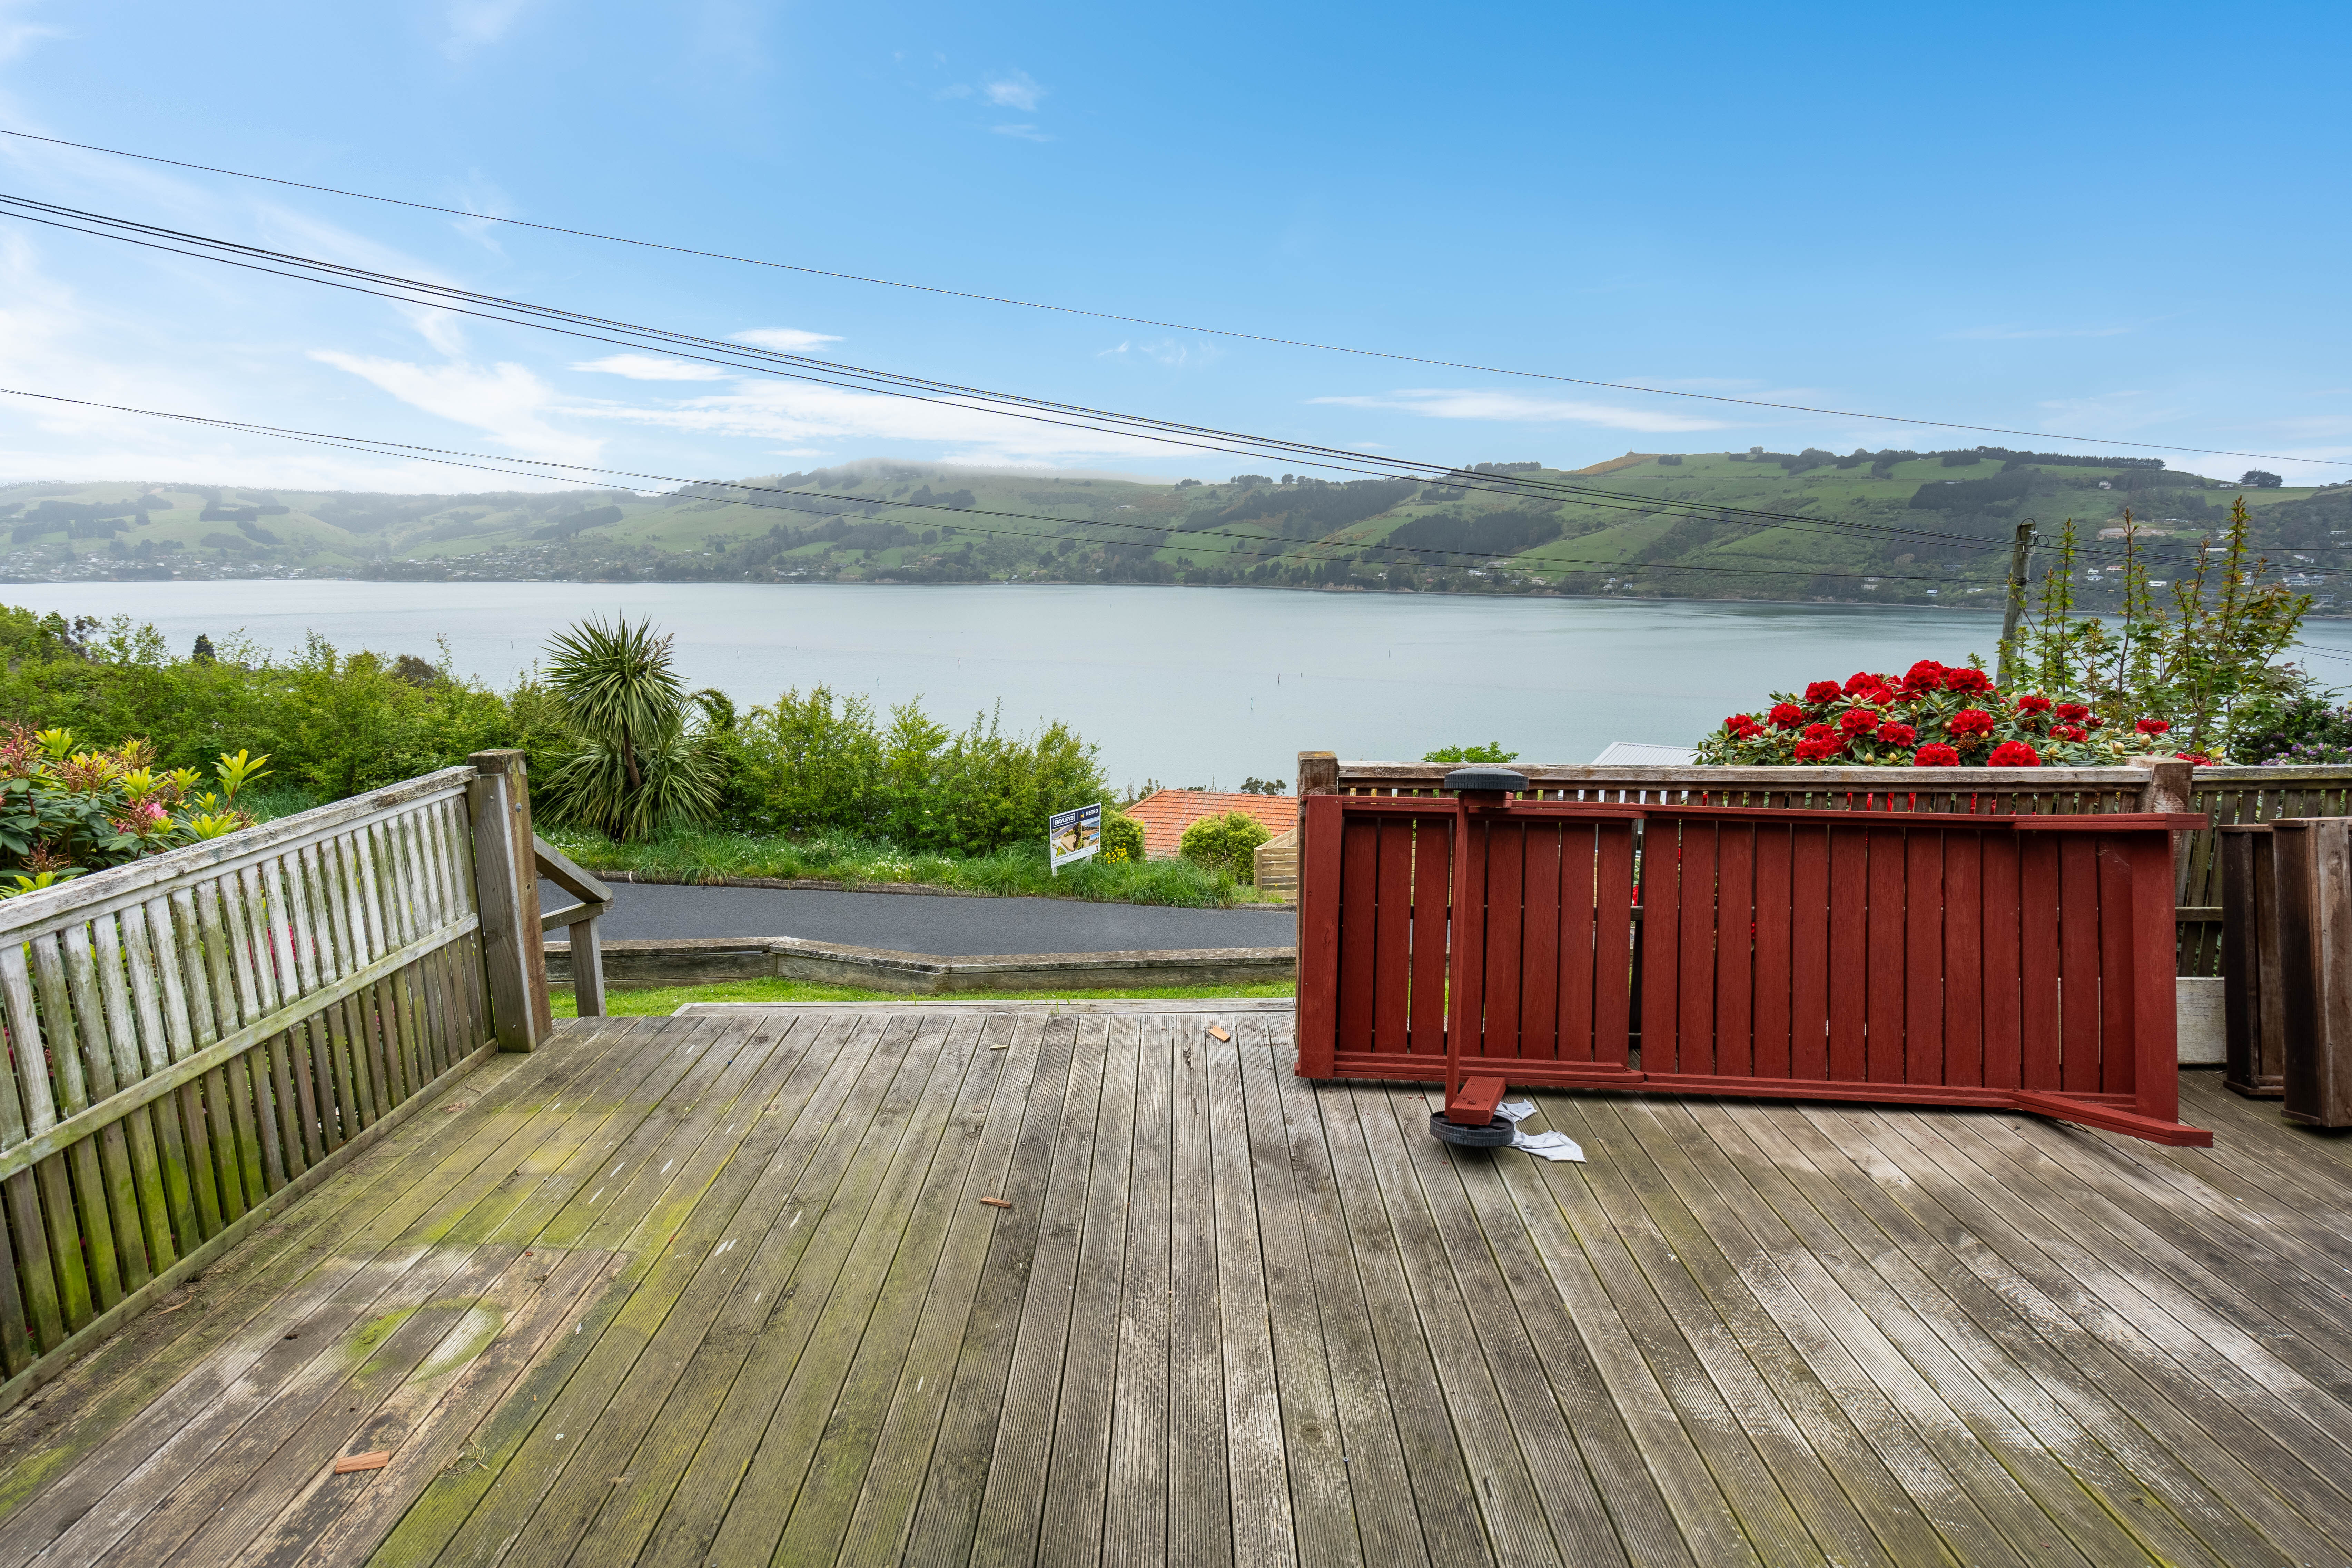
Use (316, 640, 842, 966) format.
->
(1050, 802, 1103, 875)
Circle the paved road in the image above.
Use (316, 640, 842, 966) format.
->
(543, 880, 1297, 956)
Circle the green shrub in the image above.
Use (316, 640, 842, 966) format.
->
(1179, 811, 1270, 882)
(1422, 742, 1519, 763)
(1099, 808, 1145, 865)
(734, 686, 1106, 855)
(0, 727, 274, 887)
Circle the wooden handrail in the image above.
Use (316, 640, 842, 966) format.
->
(534, 835, 609, 1018)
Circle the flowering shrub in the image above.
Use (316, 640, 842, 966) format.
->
(1694, 659, 2179, 768)
(0, 727, 269, 893)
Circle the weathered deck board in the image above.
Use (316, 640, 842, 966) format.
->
(12, 1005, 2352, 1565)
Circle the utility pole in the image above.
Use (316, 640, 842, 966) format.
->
(1997, 519, 2037, 687)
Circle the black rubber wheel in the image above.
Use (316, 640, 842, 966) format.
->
(1429, 1111, 1515, 1148)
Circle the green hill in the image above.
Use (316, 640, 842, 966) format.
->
(2, 447, 2337, 612)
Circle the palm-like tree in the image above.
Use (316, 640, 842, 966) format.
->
(541, 616, 721, 839)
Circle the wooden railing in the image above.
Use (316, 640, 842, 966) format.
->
(534, 838, 611, 1018)
(0, 748, 587, 1405)
(1299, 752, 2352, 975)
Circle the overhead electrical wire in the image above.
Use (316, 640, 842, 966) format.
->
(0, 124, 2340, 472)
(0, 189, 2283, 577)
(0, 387, 1992, 585)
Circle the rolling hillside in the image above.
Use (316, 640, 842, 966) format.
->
(3, 447, 2339, 611)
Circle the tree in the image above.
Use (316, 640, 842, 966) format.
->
(539, 616, 722, 840)
(2242, 470, 2284, 489)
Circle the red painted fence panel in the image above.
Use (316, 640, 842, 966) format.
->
(1295, 793, 2210, 1146)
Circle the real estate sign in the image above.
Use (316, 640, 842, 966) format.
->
(1049, 803, 1103, 874)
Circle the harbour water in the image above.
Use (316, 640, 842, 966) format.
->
(12, 581, 2352, 787)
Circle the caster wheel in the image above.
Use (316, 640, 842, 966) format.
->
(1429, 1111, 1515, 1148)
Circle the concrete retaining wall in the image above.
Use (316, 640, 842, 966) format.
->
(545, 935, 1295, 995)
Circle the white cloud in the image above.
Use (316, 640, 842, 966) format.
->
(572, 379, 1174, 468)
(732, 327, 843, 353)
(572, 354, 728, 382)
(310, 351, 603, 467)
(445, 0, 537, 58)
(0, 0, 61, 65)
(1098, 338, 1222, 370)
(990, 124, 1051, 143)
(1310, 387, 1725, 433)
(983, 71, 1043, 110)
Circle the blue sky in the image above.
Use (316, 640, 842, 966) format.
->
(0, 0, 2346, 492)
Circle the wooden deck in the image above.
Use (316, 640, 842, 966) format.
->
(5, 1002, 2352, 1566)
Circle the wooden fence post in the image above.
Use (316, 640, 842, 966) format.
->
(1294, 751, 1339, 1077)
(467, 751, 551, 1051)
(2220, 825, 2285, 1097)
(2272, 817, 2352, 1127)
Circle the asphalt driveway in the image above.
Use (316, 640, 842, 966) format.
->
(541, 879, 1296, 956)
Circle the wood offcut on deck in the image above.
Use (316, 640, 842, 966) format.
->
(5, 1003, 2352, 1566)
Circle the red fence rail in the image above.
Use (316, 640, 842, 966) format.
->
(1296, 793, 2210, 1146)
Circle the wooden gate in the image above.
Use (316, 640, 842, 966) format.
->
(1296, 792, 2210, 1146)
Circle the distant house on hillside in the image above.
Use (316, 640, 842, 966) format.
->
(1125, 789, 1296, 860)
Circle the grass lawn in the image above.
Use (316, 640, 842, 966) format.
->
(542, 823, 1282, 909)
(554, 978, 1296, 1017)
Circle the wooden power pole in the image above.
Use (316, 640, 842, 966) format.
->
(1997, 520, 2037, 687)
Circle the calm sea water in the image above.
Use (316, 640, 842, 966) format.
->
(14, 581, 2352, 787)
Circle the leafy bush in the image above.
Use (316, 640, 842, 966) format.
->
(1179, 811, 1270, 881)
(2232, 692, 2352, 765)
(1099, 808, 1145, 865)
(1693, 660, 2165, 767)
(0, 727, 272, 890)
(733, 686, 1106, 855)
(1422, 742, 1519, 763)
(2005, 501, 2311, 759)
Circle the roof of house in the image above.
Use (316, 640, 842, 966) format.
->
(1125, 789, 1297, 860)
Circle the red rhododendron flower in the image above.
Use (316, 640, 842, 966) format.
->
(2051, 724, 2087, 742)
(2055, 702, 2089, 722)
(1803, 680, 1843, 704)
(2087, 716, 2105, 728)
(2175, 750, 2217, 765)
(2135, 717, 2171, 735)
(1987, 740, 2040, 767)
(1947, 708, 1995, 738)
(1837, 707, 1881, 736)
(1901, 659, 1947, 693)
(1768, 702, 1806, 729)
(2014, 693, 2053, 716)
(1944, 667, 1994, 694)
(1843, 671, 1883, 694)
(1914, 743, 1960, 766)
(1876, 721, 1917, 747)
(1725, 714, 1764, 737)
(1794, 736, 1845, 761)
(1801, 722, 1838, 742)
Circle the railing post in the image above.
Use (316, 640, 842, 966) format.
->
(467, 750, 551, 1051)
(568, 915, 607, 1019)
(2272, 817, 2352, 1127)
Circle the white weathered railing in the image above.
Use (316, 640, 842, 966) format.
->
(0, 748, 577, 1405)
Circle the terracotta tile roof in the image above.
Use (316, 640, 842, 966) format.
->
(1125, 790, 1297, 861)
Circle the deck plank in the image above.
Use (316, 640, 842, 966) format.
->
(17, 1008, 2352, 1566)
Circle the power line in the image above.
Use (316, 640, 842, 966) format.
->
(1, 123, 2340, 472)
(0, 190, 2228, 569)
(0, 386, 1978, 584)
